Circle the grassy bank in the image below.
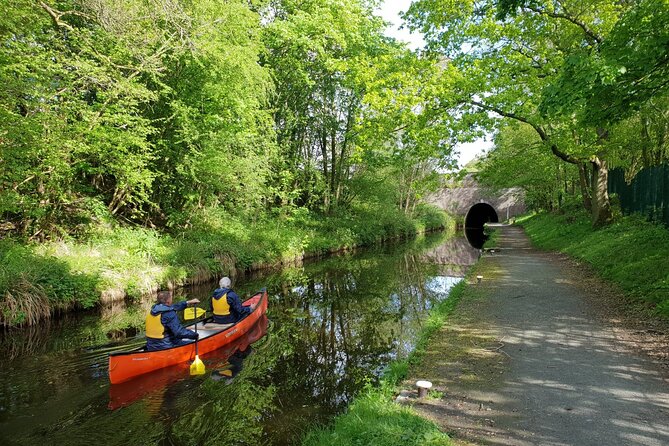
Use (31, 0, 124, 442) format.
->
(0, 204, 452, 327)
(301, 282, 467, 446)
(518, 210, 669, 318)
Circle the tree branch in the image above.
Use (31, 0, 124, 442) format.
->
(38, 1, 73, 31)
(468, 99, 582, 164)
(524, 5, 602, 45)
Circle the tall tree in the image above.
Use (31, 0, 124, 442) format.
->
(146, 0, 275, 222)
(263, 0, 457, 214)
(0, 0, 276, 235)
(406, 0, 668, 226)
(1, 0, 163, 236)
(262, 0, 390, 211)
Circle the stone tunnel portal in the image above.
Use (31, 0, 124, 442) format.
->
(464, 203, 499, 249)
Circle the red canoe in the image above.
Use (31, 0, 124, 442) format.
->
(108, 289, 268, 384)
(108, 314, 269, 409)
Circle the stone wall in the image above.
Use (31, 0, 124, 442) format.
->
(427, 175, 526, 219)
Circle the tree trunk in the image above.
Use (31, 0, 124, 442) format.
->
(590, 156, 612, 227)
(404, 166, 415, 214)
(641, 116, 651, 168)
(330, 128, 337, 198)
(320, 129, 330, 211)
(578, 163, 592, 211)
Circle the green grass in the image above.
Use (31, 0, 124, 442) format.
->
(302, 385, 452, 446)
(482, 224, 500, 249)
(519, 210, 669, 318)
(0, 204, 453, 327)
(0, 241, 99, 325)
(301, 282, 466, 446)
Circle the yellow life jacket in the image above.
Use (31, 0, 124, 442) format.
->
(212, 292, 231, 316)
(145, 311, 165, 339)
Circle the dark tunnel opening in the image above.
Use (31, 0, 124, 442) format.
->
(464, 203, 499, 249)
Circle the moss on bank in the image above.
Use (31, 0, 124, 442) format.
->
(0, 205, 452, 327)
(518, 211, 669, 318)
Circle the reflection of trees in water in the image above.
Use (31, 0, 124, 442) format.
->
(0, 313, 99, 360)
(10, 320, 273, 446)
(13, 391, 167, 446)
(170, 328, 281, 446)
(0, 299, 150, 361)
(255, 246, 448, 441)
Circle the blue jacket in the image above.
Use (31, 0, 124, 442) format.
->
(211, 287, 251, 324)
(146, 300, 198, 351)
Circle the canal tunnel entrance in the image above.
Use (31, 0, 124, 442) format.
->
(464, 202, 499, 249)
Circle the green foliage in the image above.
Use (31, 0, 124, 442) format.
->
(2, 0, 451, 245)
(604, 94, 669, 171)
(0, 0, 458, 325)
(521, 211, 669, 318)
(415, 204, 452, 233)
(262, 0, 455, 213)
(477, 121, 581, 211)
(0, 0, 275, 235)
(0, 205, 451, 326)
(0, 240, 98, 325)
(262, 0, 386, 211)
(149, 0, 276, 218)
(1, 0, 162, 234)
(541, 0, 669, 126)
(405, 0, 669, 225)
(171, 326, 283, 446)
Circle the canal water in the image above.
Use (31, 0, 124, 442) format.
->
(0, 232, 480, 446)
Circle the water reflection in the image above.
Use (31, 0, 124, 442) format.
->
(0, 233, 479, 446)
(465, 226, 488, 249)
(423, 236, 481, 275)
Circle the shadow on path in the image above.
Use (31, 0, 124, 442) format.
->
(407, 225, 669, 446)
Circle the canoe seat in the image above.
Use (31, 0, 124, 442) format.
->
(196, 329, 222, 339)
(200, 322, 234, 330)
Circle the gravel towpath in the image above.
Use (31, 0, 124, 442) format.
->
(407, 224, 669, 446)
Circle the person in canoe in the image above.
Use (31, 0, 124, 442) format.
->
(208, 277, 256, 325)
(145, 290, 201, 351)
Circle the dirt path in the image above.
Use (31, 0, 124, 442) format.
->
(405, 224, 669, 446)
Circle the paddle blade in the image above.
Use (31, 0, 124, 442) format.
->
(184, 307, 205, 320)
(190, 355, 206, 375)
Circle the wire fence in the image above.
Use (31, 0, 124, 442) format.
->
(608, 165, 669, 226)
